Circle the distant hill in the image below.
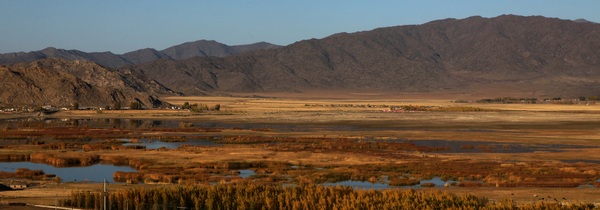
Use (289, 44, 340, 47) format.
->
(161, 40, 281, 60)
(0, 41, 282, 68)
(0, 47, 131, 68)
(573, 18, 597, 24)
(0, 59, 173, 108)
(124, 15, 600, 97)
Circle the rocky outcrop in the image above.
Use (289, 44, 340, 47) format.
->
(0, 59, 171, 108)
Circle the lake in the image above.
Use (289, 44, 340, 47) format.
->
(0, 162, 137, 183)
(121, 138, 218, 149)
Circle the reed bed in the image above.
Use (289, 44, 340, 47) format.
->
(60, 183, 595, 210)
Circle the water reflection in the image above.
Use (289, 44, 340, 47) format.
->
(323, 177, 462, 190)
(239, 169, 255, 178)
(0, 162, 137, 182)
(417, 177, 459, 188)
(323, 180, 391, 190)
(0, 118, 356, 133)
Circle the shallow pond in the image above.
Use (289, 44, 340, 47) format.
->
(418, 177, 447, 186)
(323, 180, 392, 190)
(0, 118, 358, 133)
(323, 177, 458, 190)
(0, 162, 137, 183)
(239, 169, 255, 178)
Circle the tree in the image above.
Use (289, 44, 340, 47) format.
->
(130, 102, 142, 110)
(182, 102, 191, 109)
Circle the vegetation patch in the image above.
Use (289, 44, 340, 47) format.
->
(60, 183, 596, 210)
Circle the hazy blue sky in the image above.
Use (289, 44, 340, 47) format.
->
(1, 1, 599, 54)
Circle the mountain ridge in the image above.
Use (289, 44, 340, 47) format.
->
(0, 40, 282, 68)
(2, 15, 600, 108)
(123, 15, 600, 97)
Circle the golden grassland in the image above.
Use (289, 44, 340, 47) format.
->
(2, 94, 600, 207)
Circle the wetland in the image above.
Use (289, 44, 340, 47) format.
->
(2, 95, 600, 207)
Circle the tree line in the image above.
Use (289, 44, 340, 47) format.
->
(182, 102, 220, 112)
(60, 183, 593, 210)
(71, 101, 144, 110)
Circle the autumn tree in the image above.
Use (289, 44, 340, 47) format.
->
(182, 102, 191, 109)
(130, 102, 142, 110)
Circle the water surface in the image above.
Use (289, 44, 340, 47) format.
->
(323, 180, 392, 190)
(0, 162, 137, 182)
(239, 169, 255, 178)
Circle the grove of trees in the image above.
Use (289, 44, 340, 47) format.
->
(59, 183, 592, 210)
(181, 102, 221, 112)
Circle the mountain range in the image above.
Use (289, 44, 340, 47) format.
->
(123, 15, 600, 97)
(0, 40, 281, 68)
(2, 15, 600, 107)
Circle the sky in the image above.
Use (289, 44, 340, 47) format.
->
(1, 0, 599, 54)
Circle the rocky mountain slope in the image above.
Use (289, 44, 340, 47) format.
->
(125, 15, 600, 97)
(0, 59, 173, 108)
(0, 41, 281, 68)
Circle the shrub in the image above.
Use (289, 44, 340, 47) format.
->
(420, 182, 436, 187)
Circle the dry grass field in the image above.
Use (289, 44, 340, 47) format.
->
(2, 93, 600, 207)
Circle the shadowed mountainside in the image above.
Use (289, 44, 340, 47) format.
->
(0, 41, 281, 68)
(124, 15, 600, 97)
(0, 59, 173, 108)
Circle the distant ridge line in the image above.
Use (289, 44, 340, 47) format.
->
(0, 40, 282, 68)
